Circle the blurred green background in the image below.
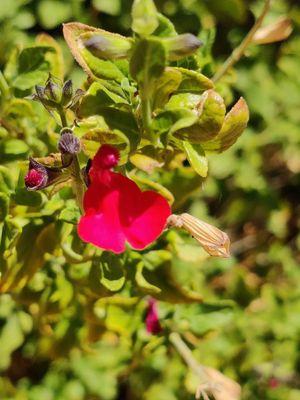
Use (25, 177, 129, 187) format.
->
(0, 0, 300, 399)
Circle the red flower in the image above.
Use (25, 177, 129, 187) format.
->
(145, 298, 162, 334)
(25, 168, 46, 189)
(268, 377, 280, 389)
(78, 145, 171, 253)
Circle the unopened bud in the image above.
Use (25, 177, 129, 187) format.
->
(164, 34, 202, 61)
(44, 80, 62, 103)
(81, 32, 132, 60)
(92, 144, 120, 170)
(167, 213, 230, 258)
(25, 158, 64, 191)
(145, 298, 162, 335)
(58, 129, 81, 155)
(30, 85, 57, 108)
(35, 85, 45, 99)
(61, 80, 73, 106)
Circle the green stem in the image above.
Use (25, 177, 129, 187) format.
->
(212, 0, 271, 83)
(58, 106, 67, 127)
(0, 70, 10, 100)
(70, 156, 85, 214)
(141, 93, 158, 145)
(57, 106, 85, 212)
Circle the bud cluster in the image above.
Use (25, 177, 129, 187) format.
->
(28, 75, 84, 116)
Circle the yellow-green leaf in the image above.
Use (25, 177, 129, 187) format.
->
(183, 142, 208, 177)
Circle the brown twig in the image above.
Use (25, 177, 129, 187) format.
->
(212, 0, 271, 83)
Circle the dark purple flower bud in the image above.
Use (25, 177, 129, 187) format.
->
(145, 298, 162, 335)
(35, 85, 46, 99)
(25, 158, 63, 191)
(61, 80, 73, 106)
(30, 85, 57, 108)
(58, 129, 81, 155)
(44, 79, 62, 103)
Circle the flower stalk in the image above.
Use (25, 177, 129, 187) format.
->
(213, 0, 271, 83)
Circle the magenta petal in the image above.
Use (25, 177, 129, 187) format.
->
(78, 175, 126, 253)
(123, 191, 171, 250)
(109, 173, 171, 250)
(78, 213, 126, 253)
(78, 167, 171, 252)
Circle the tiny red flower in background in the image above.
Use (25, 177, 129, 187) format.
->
(78, 145, 171, 253)
(268, 377, 280, 389)
(145, 298, 162, 334)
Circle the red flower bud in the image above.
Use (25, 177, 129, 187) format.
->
(25, 168, 46, 189)
(24, 158, 65, 191)
(93, 144, 120, 169)
(268, 377, 280, 389)
(145, 298, 162, 335)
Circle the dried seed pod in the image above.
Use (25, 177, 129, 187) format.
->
(167, 213, 230, 258)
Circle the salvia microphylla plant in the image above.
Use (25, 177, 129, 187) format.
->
(23, 0, 248, 257)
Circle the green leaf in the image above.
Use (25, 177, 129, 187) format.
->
(13, 46, 54, 90)
(12, 188, 44, 208)
(135, 261, 161, 294)
(153, 108, 198, 138)
(202, 97, 249, 153)
(143, 250, 172, 270)
(183, 142, 208, 177)
(173, 90, 226, 143)
(36, 33, 64, 80)
(131, 0, 159, 36)
(3, 99, 35, 119)
(80, 127, 130, 162)
(99, 253, 125, 292)
(63, 23, 126, 81)
(162, 167, 204, 209)
(153, 13, 177, 37)
(80, 48, 126, 81)
(37, 0, 72, 29)
(0, 139, 29, 161)
(130, 173, 174, 204)
(80, 107, 140, 151)
(0, 193, 9, 222)
(166, 93, 202, 110)
(0, 166, 14, 194)
(136, 263, 203, 303)
(92, 0, 121, 15)
(1, 223, 58, 292)
(130, 37, 166, 95)
(0, 315, 25, 370)
(173, 67, 214, 93)
(152, 67, 182, 110)
(79, 82, 127, 116)
(58, 204, 81, 225)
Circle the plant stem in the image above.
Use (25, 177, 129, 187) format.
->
(212, 0, 271, 83)
(141, 93, 158, 145)
(58, 106, 67, 127)
(0, 70, 10, 100)
(57, 106, 85, 212)
(169, 332, 206, 378)
(70, 156, 85, 214)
